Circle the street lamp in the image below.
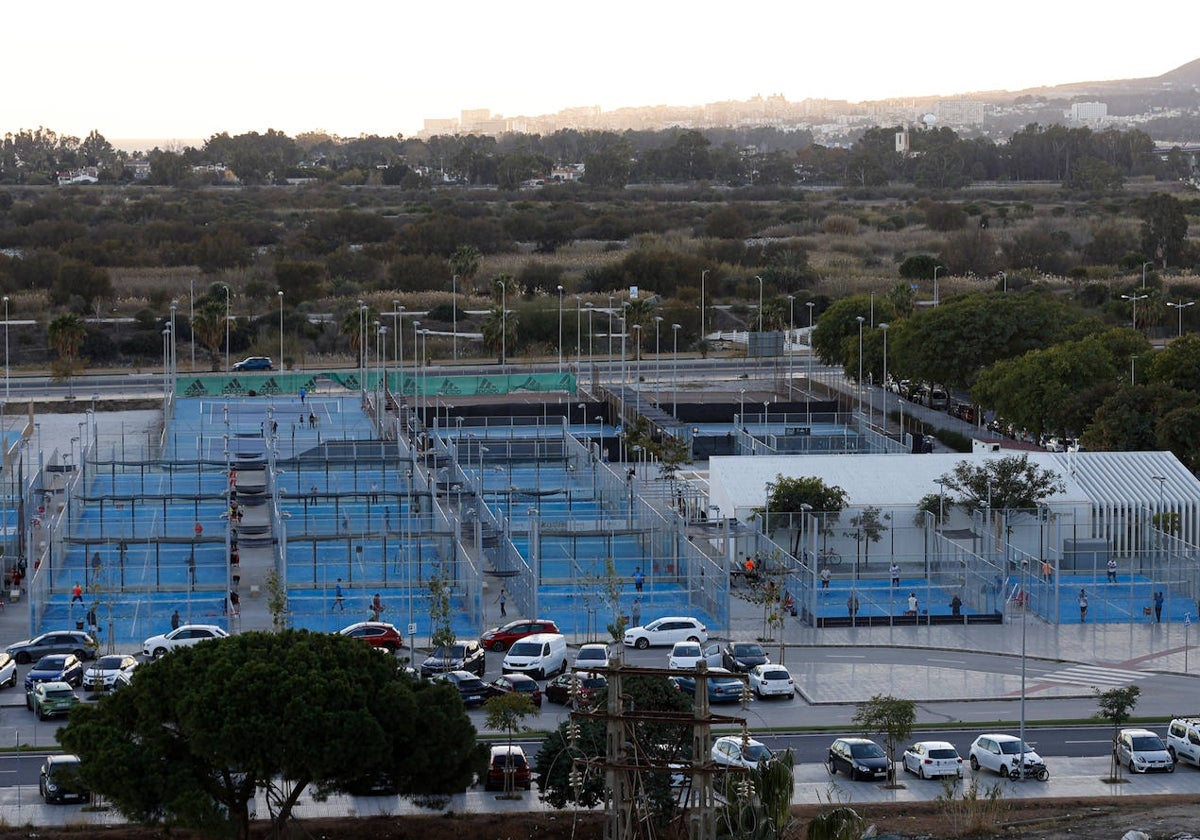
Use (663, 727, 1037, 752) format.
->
(496, 280, 507, 369)
(700, 268, 709, 340)
(1167, 300, 1194, 337)
(277, 291, 284, 369)
(1121, 293, 1148, 331)
(557, 284, 564, 373)
(606, 294, 614, 373)
(222, 285, 231, 371)
(755, 275, 764, 333)
(933, 265, 943, 306)
(787, 295, 795, 398)
(879, 322, 889, 434)
(653, 315, 663, 390)
(411, 320, 421, 417)
(631, 324, 642, 418)
(574, 294, 582, 360)
(4, 295, 10, 401)
(585, 302, 594, 359)
(806, 301, 815, 399)
(998, 271, 1007, 293)
(1142, 261, 1154, 289)
(855, 315, 865, 417)
(672, 323, 681, 415)
(189, 276, 195, 370)
(452, 274, 458, 364)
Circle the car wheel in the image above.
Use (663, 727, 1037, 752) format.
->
(969, 755, 980, 771)
(72, 649, 87, 660)
(826, 760, 837, 776)
(15, 652, 30, 665)
(534, 669, 544, 681)
(37, 707, 47, 721)
(1007, 767, 1020, 780)
(635, 638, 649, 650)
(1167, 762, 1176, 774)
(756, 687, 764, 700)
(686, 636, 700, 643)
(1168, 747, 1177, 763)
(491, 641, 507, 652)
(559, 660, 567, 678)
(1129, 759, 1139, 774)
(918, 765, 927, 780)
(154, 647, 168, 658)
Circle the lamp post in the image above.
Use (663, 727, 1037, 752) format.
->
(672, 323, 681, 415)
(1121, 293, 1148, 331)
(189, 277, 195, 370)
(574, 294, 582, 360)
(496, 280, 507, 370)
(700, 269, 709, 340)
(169, 300, 178, 391)
(879, 322, 889, 435)
(631, 324, 642, 418)
(451, 274, 458, 363)
(933, 265, 943, 306)
(787, 295, 795, 398)
(557, 284, 564, 373)
(277, 291, 284, 369)
(1167, 300, 1194, 337)
(855, 316, 865, 418)
(1019, 556, 1029, 783)
(585, 302, 593, 360)
(606, 294, 614, 376)
(378, 325, 388, 413)
(653, 315, 662, 390)
(755, 275, 764, 333)
(998, 271, 1007, 293)
(411, 320, 421, 419)
(739, 388, 745, 425)
(223, 285, 231, 371)
(806, 301, 815, 398)
(3, 295, 9, 402)
(1142, 261, 1154, 289)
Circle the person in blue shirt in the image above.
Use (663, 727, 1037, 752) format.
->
(633, 568, 644, 593)
(335, 578, 344, 612)
(1154, 590, 1164, 623)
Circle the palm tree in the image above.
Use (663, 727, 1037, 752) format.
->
(192, 300, 226, 371)
(622, 297, 657, 361)
(48, 313, 87, 397)
(482, 305, 518, 363)
(340, 305, 378, 367)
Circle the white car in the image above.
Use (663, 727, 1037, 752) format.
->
(667, 641, 721, 670)
(143, 624, 229, 658)
(623, 617, 707, 649)
(82, 654, 139, 691)
(968, 734, 1043, 779)
(747, 664, 794, 699)
(0, 651, 16, 689)
(1114, 728, 1175, 774)
(902, 741, 963, 779)
(711, 735, 773, 770)
(574, 643, 610, 672)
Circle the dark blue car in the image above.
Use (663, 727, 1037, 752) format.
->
(25, 654, 85, 692)
(231, 356, 273, 371)
(668, 667, 747, 703)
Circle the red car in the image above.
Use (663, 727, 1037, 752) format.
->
(484, 674, 543, 708)
(338, 621, 405, 652)
(479, 619, 560, 652)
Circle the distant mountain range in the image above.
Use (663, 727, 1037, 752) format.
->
(966, 57, 1200, 100)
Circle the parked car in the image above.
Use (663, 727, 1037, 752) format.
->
(480, 619, 560, 652)
(573, 643, 609, 672)
(902, 741, 963, 779)
(82, 654, 139, 691)
(420, 640, 485, 677)
(40, 754, 89, 804)
(669, 668, 746, 703)
(623, 616, 708, 649)
(484, 744, 531, 791)
(711, 735, 773, 770)
(27, 681, 81, 720)
(25, 654, 84, 691)
(433, 670, 489, 707)
(232, 356, 273, 371)
(501, 633, 568, 680)
(338, 621, 405, 652)
(667, 641, 721, 670)
(1114, 728, 1175, 774)
(969, 734, 1044, 779)
(747, 663, 794, 699)
(0, 651, 16, 688)
(721, 642, 769, 673)
(483, 673, 543, 708)
(143, 624, 229, 658)
(827, 737, 890, 781)
(6, 630, 98, 664)
(543, 671, 607, 707)
(1167, 717, 1200, 767)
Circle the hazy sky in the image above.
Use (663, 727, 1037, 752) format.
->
(6, 1, 1197, 145)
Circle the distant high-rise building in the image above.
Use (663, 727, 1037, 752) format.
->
(421, 118, 458, 137)
(1069, 101, 1108, 122)
(934, 99, 987, 125)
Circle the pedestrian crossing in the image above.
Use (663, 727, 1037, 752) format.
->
(1033, 664, 1142, 688)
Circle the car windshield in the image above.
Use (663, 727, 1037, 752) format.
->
(762, 669, 789, 680)
(733, 644, 763, 657)
(34, 657, 64, 669)
(431, 645, 466, 659)
(45, 688, 74, 700)
(1131, 735, 1166, 750)
(493, 753, 527, 767)
(851, 743, 885, 759)
(95, 656, 125, 669)
(580, 677, 607, 689)
(928, 748, 958, 759)
(674, 645, 700, 656)
(509, 641, 541, 656)
(743, 744, 772, 761)
(998, 740, 1029, 755)
(578, 649, 605, 660)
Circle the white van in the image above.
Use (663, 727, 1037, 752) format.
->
(502, 633, 568, 680)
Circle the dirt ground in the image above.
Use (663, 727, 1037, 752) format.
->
(1, 796, 1197, 839)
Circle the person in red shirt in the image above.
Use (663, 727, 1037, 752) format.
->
(71, 582, 83, 603)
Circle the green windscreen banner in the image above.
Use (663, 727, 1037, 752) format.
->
(178, 371, 576, 398)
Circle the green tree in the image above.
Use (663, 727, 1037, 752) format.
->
(1156, 405, 1200, 473)
(843, 506, 890, 576)
(765, 474, 848, 557)
(448, 244, 482, 292)
(583, 142, 633, 189)
(1148, 333, 1200, 390)
(1095, 685, 1141, 781)
(428, 572, 455, 649)
(58, 630, 481, 839)
(47, 312, 87, 396)
(481, 304, 518, 364)
(937, 454, 1065, 515)
(483, 692, 538, 797)
(852, 694, 916, 784)
(1083, 383, 1197, 452)
(1139, 193, 1189, 267)
(192, 299, 226, 371)
(811, 294, 873, 367)
(274, 260, 326, 301)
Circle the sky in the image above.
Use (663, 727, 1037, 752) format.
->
(5, 1, 1198, 147)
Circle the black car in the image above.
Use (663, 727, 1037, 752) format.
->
(434, 670, 488, 707)
(483, 673, 542, 707)
(420, 640, 485, 677)
(721, 642, 769, 673)
(827, 737, 891, 781)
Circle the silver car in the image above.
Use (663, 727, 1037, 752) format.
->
(1114, 728, 1175, 774)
